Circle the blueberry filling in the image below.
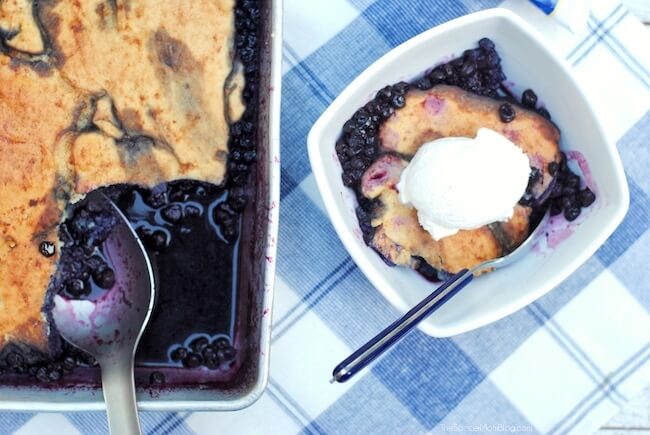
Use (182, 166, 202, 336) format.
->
(498, 103, 515, 123)
(547, 152, 595, 221)
(336, 38, 597, 281)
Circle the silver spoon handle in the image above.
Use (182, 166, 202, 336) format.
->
(330, 269, 474, 383)
(101, 357, 142, 435)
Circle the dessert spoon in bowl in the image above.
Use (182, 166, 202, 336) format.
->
(52, 192, 155, 435)
(331, 209, 550, 383)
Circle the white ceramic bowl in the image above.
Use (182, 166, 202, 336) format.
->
(307, 8, 629, 337)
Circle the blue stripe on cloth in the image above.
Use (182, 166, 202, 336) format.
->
(275, 189, 351, 300)
(266, 384, 313, 432)
(602, 20, 650, 80)
(572, 10, 629, 66)
(272, 259, 357, 340)
(160, 415, 192, 435)
(527, 303, 626, 404)
(549, 343, 650, 435)
(361, 0, 471, 48)
(280, 167, 300, 199)
(141, 412, 188, 435)
(283, 44, 337, 104)
(587, 15, 650, 89)
(372, 333, 484, 428)
(280, 18, 392, 198)
(534, 255, 605, 317)
(0, 412, 34, 434)
(566, 4, 623, 61)
(280, 71, 330, 188)
(432, 380, 536, 434)
(282, 264, 401, 349)
(268, 380, 328, 435)
(65, 412, 108, 435)
(452, 305, 541, 373)
(301, 373, 427, 435)
(616, 111, 650, 195)
(596, 176, 650, 266)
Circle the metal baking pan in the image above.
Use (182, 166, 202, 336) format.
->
(0, 0, 281, 412)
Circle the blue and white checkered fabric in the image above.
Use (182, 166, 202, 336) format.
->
(4, 1, 650, 434)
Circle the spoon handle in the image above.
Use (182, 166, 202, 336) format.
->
(330, 269, 473, 383)
(101, 356, 142, 435)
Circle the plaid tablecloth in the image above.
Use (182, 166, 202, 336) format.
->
(5, 0, 650, 434)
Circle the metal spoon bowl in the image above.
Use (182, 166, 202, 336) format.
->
(52, 192, 155, 435)
(331, 210, 550, 383)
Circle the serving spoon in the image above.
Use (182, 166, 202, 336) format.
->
(331, 210, 550, 383)
(52, 192, 155, 435)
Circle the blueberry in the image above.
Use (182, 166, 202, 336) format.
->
(529, 167, 542, 184)
(415, 77, 432, 90)
(550, 182, 564, 199)
(150, 231, 168, 251)
(548, 161, 559, 175)
(521, 89, 538, 108)
(150, 371, 165, 384)
(538, 107, 551, 120)
(222, 222, 239, 242)
(66, 279, 88, 298)
(375, 86, 392, 102)
(182, 353, 203, 368)
(6, 352, 24, 369)
(93, 266, 115, 289)
(379, 104, 393, 119)
(202, 346, 218, 367)
(190, 337, 209, 353)
(48, 369, 62, 382)
(39, 241, 56, 258)
(478, 37, 495, 50)
(442, 63, 454, 79)
(578, 188, 596, 207)
(391, 94, 405, 109)
(564, 206, 581, 221)
(170, 347, 188, 362)
(184, 205, 201, 217)
(562, 186, 577, 196)
(35, 366, 49, 382)
(62, 356, 76, 372)
(392, 81, 410, 95)
(499, 103, 515, 123)
(561, 195, 577, 210)
(550, 199, 562, 216)
(213, 337, 230, 349)
(567, 173, 581, 189)
(430, 66, 446, 82)
(460, 61, 476, 77)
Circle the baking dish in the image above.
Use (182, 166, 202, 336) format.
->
(0, 0, 282, 412)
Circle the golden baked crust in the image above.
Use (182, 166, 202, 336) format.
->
(0, 0, 241, 350)
(364, 86, 561, 274)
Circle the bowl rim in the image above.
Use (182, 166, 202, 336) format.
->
(307, 7, 630, 337)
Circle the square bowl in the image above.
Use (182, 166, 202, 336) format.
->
(307, 8, 629, 337)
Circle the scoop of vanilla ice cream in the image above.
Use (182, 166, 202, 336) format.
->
(396, 128, 531, 241)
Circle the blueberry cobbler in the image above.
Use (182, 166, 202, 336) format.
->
(337, 38, 596, 280)
(0, 0, 262, 386)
